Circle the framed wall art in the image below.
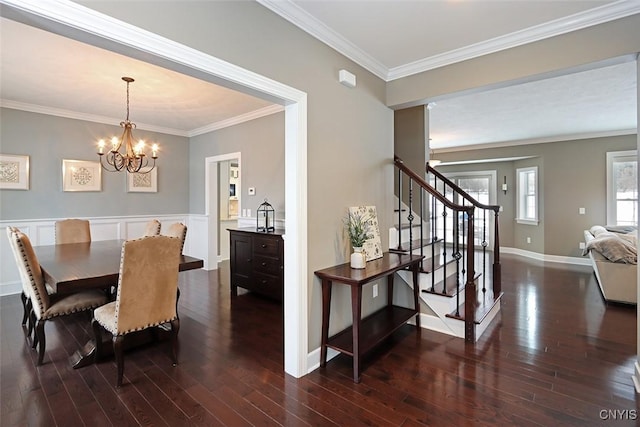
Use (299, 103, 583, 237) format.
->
(62, 159, 102, 192)
(127, 167, 157, 193)
(0, 154, 29, 190)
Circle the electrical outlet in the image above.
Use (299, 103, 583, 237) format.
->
(373, 284, 378, 298)
(527, 237, 531, 244)
(579, 242, 586, 249)
(579, 207, 586, 215)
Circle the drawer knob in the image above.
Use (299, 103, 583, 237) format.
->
(261, 262, 267, 267)
(261, 244, 267, 248)
(261, 279, 267, 284)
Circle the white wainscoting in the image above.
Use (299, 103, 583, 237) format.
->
(0, 214, 212, 296)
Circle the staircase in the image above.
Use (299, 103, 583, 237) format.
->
(392, 156, 503, 342)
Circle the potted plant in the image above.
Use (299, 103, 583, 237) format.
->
(344, 211, 372, 268)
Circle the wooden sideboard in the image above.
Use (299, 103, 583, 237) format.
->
(229, 228, 284, 301)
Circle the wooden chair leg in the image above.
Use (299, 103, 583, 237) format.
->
(26, 300, 34, 338)
(20, 292, 28, 325)
(113, 335, 125, 387)
(30, 310, 37, 348)
(35, 319, 46, 365)
(170, 318, 180, 366)
(91, 317, 103, 361)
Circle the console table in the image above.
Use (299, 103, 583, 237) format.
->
(315, 252, 423, 383)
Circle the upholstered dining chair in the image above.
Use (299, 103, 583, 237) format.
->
(7, 229, 108, 365)
(55, 219, 91, 244)
(6, 226, 33, 332)
(142, 219, 162, 237)
(92, 235, 182, 387)
(164, 222, 187, 253)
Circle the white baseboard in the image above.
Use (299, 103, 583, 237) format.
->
(306, 346, 340, 373)
(501, 247, 590, 266)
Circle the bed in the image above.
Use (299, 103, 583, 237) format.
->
(583, 225, 637, 305)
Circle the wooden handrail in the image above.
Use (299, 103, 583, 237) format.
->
(426, 162, 501, 213)
(394, 156, 474, 215)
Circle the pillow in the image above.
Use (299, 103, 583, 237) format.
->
(589, 225, 608, 237)
(605, 225, 637, 234)
(585, 232, 637, 264)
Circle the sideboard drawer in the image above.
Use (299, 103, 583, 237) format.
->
(253, 235, 281, 257)
(254, 255, 283, 276)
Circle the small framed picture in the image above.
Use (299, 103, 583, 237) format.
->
(127, 167, 157, 193)
(62, 159, 102, 192)
(0, 154, 29, 190)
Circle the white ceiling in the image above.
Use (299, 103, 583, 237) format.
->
(0, 1, 638, 149)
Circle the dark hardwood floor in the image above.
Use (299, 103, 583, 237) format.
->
(1, 254, 638, 426)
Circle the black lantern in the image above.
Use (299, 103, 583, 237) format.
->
(257, 199, 275, 232)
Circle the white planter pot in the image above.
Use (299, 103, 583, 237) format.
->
(350, 247, 366, 269)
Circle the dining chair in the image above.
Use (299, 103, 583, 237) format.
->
(92, 235, 182, 387)
(6, 226, 33, 331)
(164, 222, 187, 253)
(143, 219, 162, 237)
(55, 219, 91, 244)
(7, 229, 108, 365)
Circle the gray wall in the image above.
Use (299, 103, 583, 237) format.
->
(0, 108, 189, 219)
(81, 0, 393, 349)
(436, 134, 637, 257)
(394, 106, 427, 174)
(190, 112, 286, 216)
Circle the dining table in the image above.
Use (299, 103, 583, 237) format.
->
(34, 239, 204, 368)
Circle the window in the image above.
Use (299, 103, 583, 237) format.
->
(431, 171, 497, 246)
(516, 166, 538, 225)
(607, 151, 637, 226)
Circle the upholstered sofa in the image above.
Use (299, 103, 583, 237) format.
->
(583, 225, 637, 305)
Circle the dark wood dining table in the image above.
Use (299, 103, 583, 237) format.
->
(34, 239, 204, 368)
(35, 239, 204, 295)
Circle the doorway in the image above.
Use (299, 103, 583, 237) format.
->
(9, 2, 310, 378)
(205, 152, 241, 267)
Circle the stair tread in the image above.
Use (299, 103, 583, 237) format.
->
(446, 288, 504, 324)
(422, 271, 479, 297)
(390, 238, 442, 254)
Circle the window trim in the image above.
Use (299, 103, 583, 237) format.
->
(606, 150, 638, 226)
(516, 166, 539, 225)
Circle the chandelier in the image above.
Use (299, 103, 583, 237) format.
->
(97, 77, 158, 174)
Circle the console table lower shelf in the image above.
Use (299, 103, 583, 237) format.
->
(315, 252, 424, 383)
(326, 305, 418, 356)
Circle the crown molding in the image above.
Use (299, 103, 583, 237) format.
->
(259, 0, 640, 82)
(189, 104, 285, 137)
(1, 99, 285, 138)
(388, 1, 640, 81)
(257, 0, 388, 80)
(0, 99, 190, 136)
(433, 128, 638, 153)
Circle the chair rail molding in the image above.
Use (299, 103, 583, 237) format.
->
(0, 214, 196, 296)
